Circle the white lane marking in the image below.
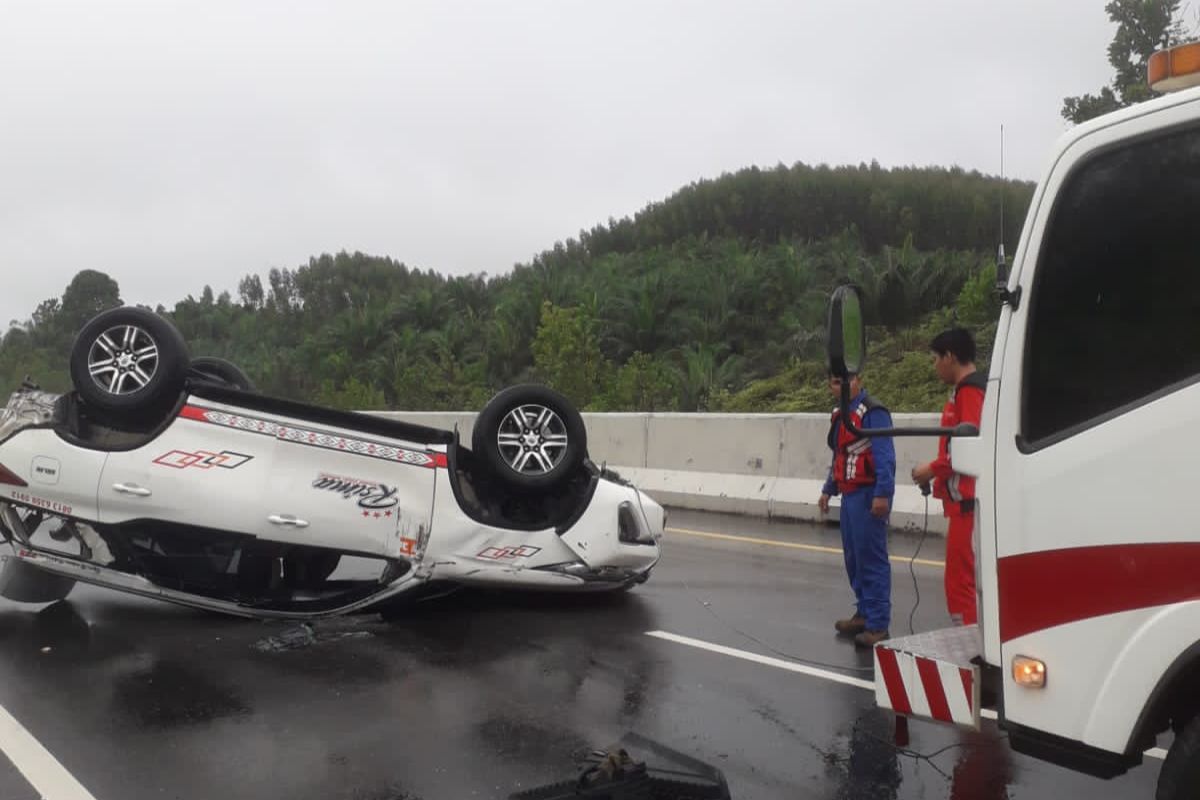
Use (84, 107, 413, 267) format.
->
(646, 630, 874, 690)
(646, 630, 1164, 762)
(0, 702, 98, 800)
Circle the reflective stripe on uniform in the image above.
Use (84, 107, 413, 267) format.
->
(947, 473, 962, 502)
(845, 438, 871, 480)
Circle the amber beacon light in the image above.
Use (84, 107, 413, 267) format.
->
(1148, 41, 1200, 93)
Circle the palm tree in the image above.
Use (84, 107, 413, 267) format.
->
(391, 286, 451, 332)
(601, 274, 674, 360)
(675, 342, 742, 411)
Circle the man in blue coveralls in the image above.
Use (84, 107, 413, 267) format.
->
(817, 371, 896, 647)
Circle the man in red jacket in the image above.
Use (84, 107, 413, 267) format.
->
(911, 328, 986, 626)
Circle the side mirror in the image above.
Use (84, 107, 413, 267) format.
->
(823, 284, 980, 440)
(827, 285, 866, 379)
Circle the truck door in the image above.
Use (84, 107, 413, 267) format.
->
(992, 116, 1200, 751)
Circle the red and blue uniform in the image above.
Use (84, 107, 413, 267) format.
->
(931, 372, 987, 625)
(823, 391, 896, 632)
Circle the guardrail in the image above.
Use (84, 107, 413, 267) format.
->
(368, 411, 947, 534)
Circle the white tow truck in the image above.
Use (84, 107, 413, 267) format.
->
(826, 42, 1200, 800)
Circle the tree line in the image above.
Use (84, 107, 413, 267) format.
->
(0, 161, 1033, 413)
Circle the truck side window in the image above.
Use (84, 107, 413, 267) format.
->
(1023, 125, 1200, 446)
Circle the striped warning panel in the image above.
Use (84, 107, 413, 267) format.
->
(873, 628, 982, 730)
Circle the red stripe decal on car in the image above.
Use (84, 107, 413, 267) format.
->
(179, 405, 209, 422)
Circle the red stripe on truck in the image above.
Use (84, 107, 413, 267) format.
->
(959, 668, 973, 713)
(916, 657, 952, 722)
(875, 646, 912, 715)
(998, 543, 1200, 642)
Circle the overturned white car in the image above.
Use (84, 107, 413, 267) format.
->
(0, 307, 662, 618)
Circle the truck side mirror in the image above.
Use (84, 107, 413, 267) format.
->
(827, 284, 866, 379)
(824, 284, 979, 440)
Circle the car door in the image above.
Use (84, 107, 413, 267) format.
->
(97, 404, 272, 535)
(1, 428, 107, 522)
(262, 416, 437, 558)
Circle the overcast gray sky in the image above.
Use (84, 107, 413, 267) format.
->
(1, 1, 1115, 327)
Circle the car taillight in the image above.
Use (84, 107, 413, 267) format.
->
(618, 502, 652, 544)
(0, 463, 26, 487)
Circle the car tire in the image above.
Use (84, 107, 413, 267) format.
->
(472, 384, 587, 492)
(189, 356, 257, 392)
(1158, 710, 1200, 800)
(68, 307, 190, 421)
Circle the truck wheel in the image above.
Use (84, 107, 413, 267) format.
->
(1158, 711, 1200, 800)
(189, 357, 257, 392)
(472, 385, 587, 492)
(68, 307, 190, 421)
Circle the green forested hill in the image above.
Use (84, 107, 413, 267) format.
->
(0, 161, 1032, 412)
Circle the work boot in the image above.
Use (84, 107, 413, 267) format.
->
(835, 613, 867, 635)
(854, 629, 890, 648)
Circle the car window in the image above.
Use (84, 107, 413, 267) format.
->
(1022, 123, 1200, 446)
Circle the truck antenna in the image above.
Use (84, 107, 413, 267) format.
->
(999, 123, 1004, 252)
(995, 123, 1021, 308)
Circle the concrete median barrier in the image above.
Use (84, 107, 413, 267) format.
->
(369, 411, 947, 534)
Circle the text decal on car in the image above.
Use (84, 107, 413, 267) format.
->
(9, 490, 72, 516)
(312, 472, 399, 517)
(32, 456, 61, 485)
(477, 545, 542, 560)
(153, 450, 254, 470)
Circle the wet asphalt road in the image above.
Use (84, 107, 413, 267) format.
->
(0, 510, 1164, 800)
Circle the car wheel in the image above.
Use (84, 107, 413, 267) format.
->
(1158, 710, 1200, 800)
(189, 356, 257, 392)
(472, 384, 587, 492)
(68, 307, 190, 420)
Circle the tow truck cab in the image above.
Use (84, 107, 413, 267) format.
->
(831, 42, 1200, 797)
